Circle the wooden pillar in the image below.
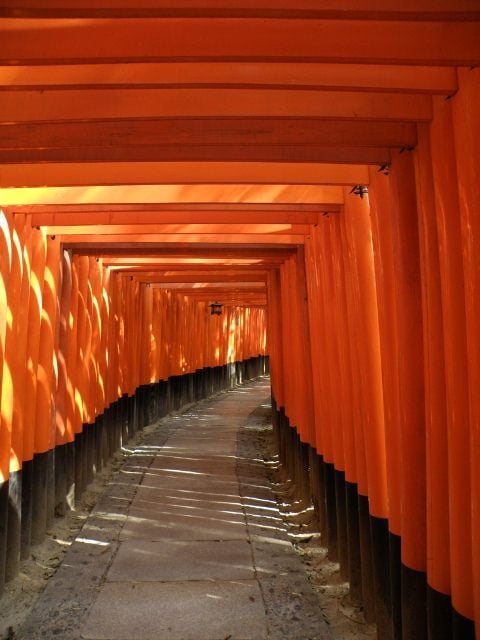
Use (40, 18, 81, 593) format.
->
(31, 236, 61, 544)
(414, 123, 452, 639)
(430, 93, 475, 637)
(0, 209, 13, 592)
(5, 215, 31, 581)
(451, 67, 480, 640)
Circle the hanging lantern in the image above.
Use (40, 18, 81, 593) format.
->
(209, 301, 223, 316)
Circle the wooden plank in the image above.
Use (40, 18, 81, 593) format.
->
(149, 281, 266, 288)
(0, 118, 416, 149)
(30, 211, 322, 226)
(1, 0, 479, 20)
(65, 246, 294, 258)
(0, 162, 369, 188)
(1, 18, 479, 66)
(56, 233, 306, 244)
(0, 63, 458, 95)
(0, 145, 393, 165)
(60, 238, 303, 248)
(10, 203, 337, 213)
(44, 223, 311, 235)
(0, 184, 345, 206)
(0, 88, 433, 122)
(102, 256, 287, 266)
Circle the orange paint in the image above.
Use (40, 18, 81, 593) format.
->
(0, 210, 13, 482)
(9, 215, 31, 472)
(430, 94, 473, 619)
(414, 124, 450, 596)
(66, 255, 79, 440)
(22, 228, 47, 461)
(452, 67, 480, 636)
(368, 167, 403, 536)
(34, 236, 61, 453)
(55, 250, 72, 447)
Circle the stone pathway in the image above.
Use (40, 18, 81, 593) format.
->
(17, 379, 333, 640)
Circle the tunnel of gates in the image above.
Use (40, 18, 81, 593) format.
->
(1, 5, 480, 640)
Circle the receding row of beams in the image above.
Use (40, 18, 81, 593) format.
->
(1, 0, 478, 20)
(2, 19, 479, 66)
(69, 244, 283, 305)
(153, 289, 266, 298)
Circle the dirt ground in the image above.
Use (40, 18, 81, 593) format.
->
(1, 391, 376, 640)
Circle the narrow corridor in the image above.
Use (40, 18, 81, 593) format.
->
(13, 380, 335, 640)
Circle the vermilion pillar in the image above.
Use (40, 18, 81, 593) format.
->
(452, 67, 480, 640)
(430, 93, 474, 635)
(414, 123, 451, 639)
(31, 236, 61, 544)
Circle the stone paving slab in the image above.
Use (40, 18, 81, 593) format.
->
(107, 539, 255, 582)
(138, 473, 241, 492)
(131, 491, 245, 514)
(163, 440, 238, 455)
(80, 580, 268, 640)
(120, 505, 248, 541)
(149, 454, 238, 471)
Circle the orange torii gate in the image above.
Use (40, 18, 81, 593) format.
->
(0, 4, 480, 640)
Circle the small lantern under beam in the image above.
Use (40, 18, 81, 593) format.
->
(209, 301, 223, 316)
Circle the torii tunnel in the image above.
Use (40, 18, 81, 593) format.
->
(0, 3, 480, 639)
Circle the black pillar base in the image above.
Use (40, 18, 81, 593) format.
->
(74, 431, 85, 505)
(427, 587, 452, 640)
(358, 495, 376, 623)
(54, 443, 67, 517)
(389, 532, 402, 640)
(46, 448, 55, 529)
(334, 470, 349, 580)
(401, 563, 427, 640)
(65, 441, 75, 512)
(0, 479, 8, 594)
(452, 607, 475, 640)
(324, 462, 338, 560)
(5, 469, 22, 582)
(20, 459, 33, 560)
(31, 451, 48, 545)
(345, 481, 362, 604)
(370, 515, 394, 639)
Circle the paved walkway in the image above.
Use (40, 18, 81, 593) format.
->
(18, 379, 333, 640)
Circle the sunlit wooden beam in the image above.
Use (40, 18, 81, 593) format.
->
(0, 162, 369, 189)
